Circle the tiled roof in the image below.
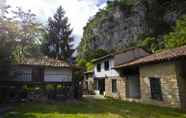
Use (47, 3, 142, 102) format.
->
(91, 47, 143, 63)
(91, 54, 113, 63)
(16, 58, 70, 68)
(114, 46, 186, 69)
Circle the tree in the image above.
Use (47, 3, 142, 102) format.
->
(43, 6, 74, 62)
(137, 37, 161, 53)
(0, 14, 16, 80)
(164, 16, 186, 48)
(0, 6, 43, 80)
(12, 7, 43, 61)
(76, 49, 109, 71)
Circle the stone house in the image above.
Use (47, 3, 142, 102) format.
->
(91, 48, 149, 96)
(89, 46, 186, 110)
(114, 46, 186, 110)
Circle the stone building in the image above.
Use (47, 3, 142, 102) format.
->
(91, 48, 148, 96)
(114, 46, 186, 110)
(89, 46, 186, 110)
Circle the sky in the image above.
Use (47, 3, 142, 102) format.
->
(3, 0, 108, 47)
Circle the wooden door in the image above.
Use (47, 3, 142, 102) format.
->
(32, 67, 44, 82)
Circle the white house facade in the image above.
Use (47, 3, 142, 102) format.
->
(94, 58, 119, 78)
(91, 48, 149, 96)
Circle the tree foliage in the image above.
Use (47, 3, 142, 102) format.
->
(137, 37, 161, 53)
(164, 16, 186, 48)
(0, 7, 16, 80)
(0, 6, 43, 80)
(42, 6, 74, 62)
(11, 7, 43, 61)
(76, 49, 109, 71)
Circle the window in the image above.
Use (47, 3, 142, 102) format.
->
(104, 60, 110, 71)
(95, 80, 99, 90)
(97, 63, 101, 72)
(16, 71, 32, 81)
(112, 80, 117, 93)
(85, 82, 88, 89)
(150, 78, 163, 101)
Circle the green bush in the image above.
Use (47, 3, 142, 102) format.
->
(164, 16, 186, 48)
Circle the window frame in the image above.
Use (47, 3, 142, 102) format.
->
(149, 77, 163, 101)
(104, 60, 110, 71)
(112, 79, 117, 93)
(96, 63, 101, 72)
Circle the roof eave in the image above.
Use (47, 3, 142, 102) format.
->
(113, 56, 186, 69)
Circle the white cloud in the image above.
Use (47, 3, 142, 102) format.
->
(6, 0, 107, 47)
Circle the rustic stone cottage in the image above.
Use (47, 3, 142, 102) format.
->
(89, 46, 186, 110)
(114, 46, 186, 110)
(90, 48, 149, 96)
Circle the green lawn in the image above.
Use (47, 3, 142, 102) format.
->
(5, 98, 186, 118)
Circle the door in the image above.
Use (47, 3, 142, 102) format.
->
(32, 67, 44, 82)
(99, 79, 105, 95)
(127, 75, 140, 98)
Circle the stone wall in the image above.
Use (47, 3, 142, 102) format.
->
(105, 77, 132, 100)
(103, 60, 184, 109)
(87, 76, 94, 91)
(175, 59, 186, 111)
(105, 76, 142, 103)
(105, 79, 112, 97)
(140, 61, 181, 108)
(83, 74, 94, 94)
(105, 76, 126, 99)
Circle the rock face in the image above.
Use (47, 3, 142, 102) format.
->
(92, 4, 147, 49)
(78, 0, 186, 57)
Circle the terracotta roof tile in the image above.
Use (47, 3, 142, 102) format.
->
(114, 46, 186, 68)
(17, 58, 70, 68)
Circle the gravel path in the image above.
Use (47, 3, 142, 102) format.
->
(83, 95, 105, 100)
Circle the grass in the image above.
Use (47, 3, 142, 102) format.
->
(5, 98, 186, 118)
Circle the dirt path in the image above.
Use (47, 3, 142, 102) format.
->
(83, 95, 105, 100)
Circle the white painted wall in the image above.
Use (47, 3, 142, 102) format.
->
(44, 68, 72, 82)
(94, 58, 119, 78)
(15, 67, 32, 81)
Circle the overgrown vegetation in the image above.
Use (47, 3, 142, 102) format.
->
(164, 16, 186, 48)
(136, 16, 186, 52)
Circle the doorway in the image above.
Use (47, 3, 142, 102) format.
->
(127, 75, 140, 98)
(95, 79, 105, 95)
(32, 67, 44, 82)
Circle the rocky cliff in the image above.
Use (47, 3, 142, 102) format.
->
(78, 0, 186, 57)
